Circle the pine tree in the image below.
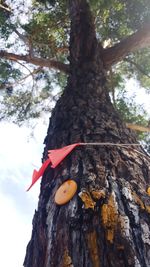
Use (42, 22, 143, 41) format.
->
(1, 1, 150, 266)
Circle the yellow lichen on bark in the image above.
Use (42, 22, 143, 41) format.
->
(101, 193, 118, 243)
(132, 192, 150, 214)
(145, 206, 150, 213)
(86, 230, 100, 267)
(79, 191, 96, 209)
(147, 187, 150, 196)
(62, 249, 73, 267)
(91, 190, 106, 200)
(132, 192, 145, 210)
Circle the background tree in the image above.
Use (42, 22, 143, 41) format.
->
(1, 0, 150, 266)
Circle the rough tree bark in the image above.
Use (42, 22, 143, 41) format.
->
(24, 1, 150, 267)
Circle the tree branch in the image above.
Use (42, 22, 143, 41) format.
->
(56, 46, 69, 54)
(13, 28, 29, 44)
(0, 50, 70, 73)
(0, 67, 41, 91)
(13, 28, 69, 56)
(102, 23, 150, 68)
(0, 3, 11, 12)
(126, 123, 150, 133)
(124, 58, 150, 79)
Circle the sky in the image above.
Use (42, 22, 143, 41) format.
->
(125, 79, 150, 112)
(0, 3, 52, 264)
(0, 119, 48, 267)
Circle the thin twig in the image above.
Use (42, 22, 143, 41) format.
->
(0, 3, 11, 12)
(12, 60, 36, 90)
(80, 142, 150, 160)
(0, 65, 42, 91)
(124, 58, 150, 79)
(80, 142, 140, 146)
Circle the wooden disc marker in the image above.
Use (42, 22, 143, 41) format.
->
(55, 180, 77, 205)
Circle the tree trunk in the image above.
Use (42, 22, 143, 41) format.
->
(24, 1, 150, 267)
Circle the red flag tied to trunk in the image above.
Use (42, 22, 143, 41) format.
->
(48, 143, 80, 168)
(27, 158, 51, 191)
(27, 143, 80, 191)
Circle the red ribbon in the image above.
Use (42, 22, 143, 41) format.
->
(48, 143, 80, 168)
(27, 143, 80, 191)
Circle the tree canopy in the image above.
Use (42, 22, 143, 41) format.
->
(0, 0, 150, 146)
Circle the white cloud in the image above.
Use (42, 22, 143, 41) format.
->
(0, 120, 48, 267)
(0, 193, 32, 267)
(125, 78, 150, 113)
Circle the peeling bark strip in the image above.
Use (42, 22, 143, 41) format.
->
(0, 50, 69, 73)
(24, 1, 150, 267)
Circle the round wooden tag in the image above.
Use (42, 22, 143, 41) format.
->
(55, 180, 77, 205)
